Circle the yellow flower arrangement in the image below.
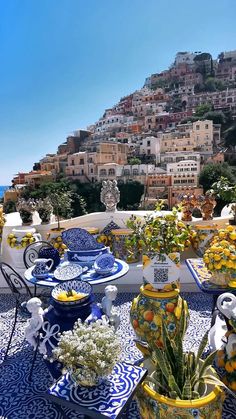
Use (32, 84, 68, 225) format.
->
(203, 225, 236, 274)
(7, 232, 35, 249)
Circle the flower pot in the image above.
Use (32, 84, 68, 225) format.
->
(137, 362, 224, 419)
(137, 377, 223, 419)
(191, 225, 218, 257)
(130, 285, 188, 348)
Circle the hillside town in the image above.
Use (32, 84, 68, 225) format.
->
(11, 50, 236, 208)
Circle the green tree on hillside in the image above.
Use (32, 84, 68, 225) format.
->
(224, 123, 236, 147)
(199, 162, 236, 193)
(195, 103, 213, 117)
(128, 157, 142, 165)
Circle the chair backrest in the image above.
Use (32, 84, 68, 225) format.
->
(23, 241, 55, 269)
(0, 262, 33, 298)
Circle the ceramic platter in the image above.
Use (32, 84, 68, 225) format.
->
(62, 228, 103, 251)
(94, 253, 115, 274)
(53, 262, 84, 281)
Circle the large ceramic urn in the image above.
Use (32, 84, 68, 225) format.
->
(130, 285, 188, 348)
(130, 250, 189, 349)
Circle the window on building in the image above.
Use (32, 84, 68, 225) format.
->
(196, 125, 200, 130)
(100, 169, 107, 176)
(147, 141, 150, 146)
(71, 160, 74, 166)
(108, 168, 115, 176)
(80, 159, 84, 165)
(133, 169, 138, 175)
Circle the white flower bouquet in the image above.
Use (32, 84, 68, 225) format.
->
(53, 317, 121, 386)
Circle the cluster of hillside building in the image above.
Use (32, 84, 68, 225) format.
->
(11, 50, 236, 208)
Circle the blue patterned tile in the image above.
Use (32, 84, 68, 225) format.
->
(0, 292, 236, 418)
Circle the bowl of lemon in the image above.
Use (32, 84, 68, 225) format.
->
(51, 280, 92, 306)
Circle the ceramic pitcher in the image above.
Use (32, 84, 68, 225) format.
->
(32, 258, 54, 278)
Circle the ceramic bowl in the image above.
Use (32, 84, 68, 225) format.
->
(66, 246, 108, 263)
(94, 253, 115, 275)
(51, 279, 92, 306)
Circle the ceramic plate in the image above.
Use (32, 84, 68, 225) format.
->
(62, 228, 103, 251)
(94, 253, 115, 274)
(53, 263, 83, 281)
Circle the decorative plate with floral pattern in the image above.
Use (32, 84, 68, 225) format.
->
(62, 228, 103, 251)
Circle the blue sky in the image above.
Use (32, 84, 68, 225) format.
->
(0, 0, 236, 184)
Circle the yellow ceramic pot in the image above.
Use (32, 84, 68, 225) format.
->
(130, 285, 188, 347)
(137, 363, 224, 419)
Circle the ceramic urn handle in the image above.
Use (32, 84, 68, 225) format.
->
(217, 292, 236, 319)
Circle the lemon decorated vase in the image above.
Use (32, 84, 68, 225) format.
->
(191, 224, 218, 257)
(130, 284, 188, 348)
(136, 362, 224, 419)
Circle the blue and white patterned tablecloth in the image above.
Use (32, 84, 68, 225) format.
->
(1, 292, 236, 418)
(47, 362, 147, 418)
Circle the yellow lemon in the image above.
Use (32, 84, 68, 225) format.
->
(226, 225, 235, 232)
(214, 262, 222, 270)
(208, 263, 214, 270)
(229, 233, 236, 241)
(224, 249, 230, 256)
(219, 231, 226, 238)
(226, 260, 234, 269)
(214, 254, 222, 261)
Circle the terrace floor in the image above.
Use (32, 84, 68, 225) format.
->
(0, 292, 236, 418)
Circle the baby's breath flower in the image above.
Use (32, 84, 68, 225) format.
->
(53, 319, 121, 386)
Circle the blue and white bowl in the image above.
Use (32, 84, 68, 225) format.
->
(94, 253, 115, 275)
(51, 280, 92, 306)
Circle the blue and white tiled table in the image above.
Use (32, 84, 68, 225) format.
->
(46, 362, 147, 418)
(186, 258, 236, 314)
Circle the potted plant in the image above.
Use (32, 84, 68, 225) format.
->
(16, 198, 36, 225)
(211, 177, 236, 225)
(52, 317, 121, 387)
(136, 316, 227, 418)
(126, 204, 191, 349)
(203, 225, 236, 286)
(36, 198, 53, 224)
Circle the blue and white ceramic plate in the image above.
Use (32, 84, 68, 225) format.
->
(51, 280, 92, 305)
(53, 262, 84, 281)
(62, 228, 103, 251)
(94, 253, 115, 274)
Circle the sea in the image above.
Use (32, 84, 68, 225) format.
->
(0, 186, 9, 199)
